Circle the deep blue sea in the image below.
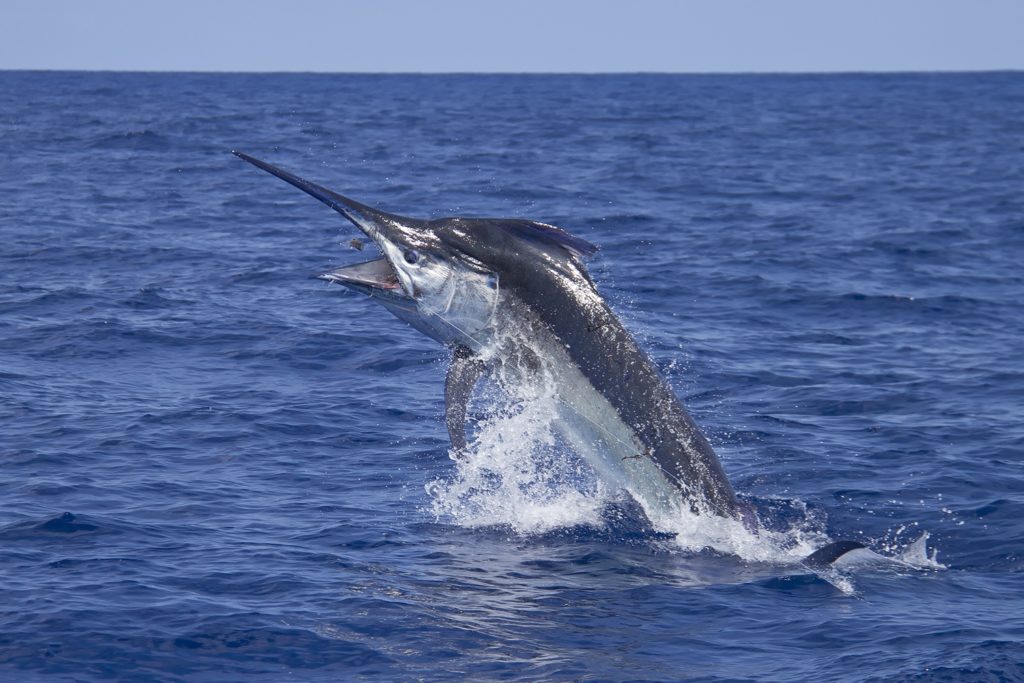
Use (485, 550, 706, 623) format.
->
(1, 71, 1023, 682)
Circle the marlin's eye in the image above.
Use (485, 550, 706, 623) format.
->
(403, 249, 420, 265)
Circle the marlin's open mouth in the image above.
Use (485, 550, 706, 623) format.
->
(319, 257, 400, 293)
(231, 151, 427, 301)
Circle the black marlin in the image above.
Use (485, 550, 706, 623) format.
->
(234, 152, 863, 564)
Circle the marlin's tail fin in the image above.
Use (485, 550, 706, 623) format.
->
(803, 540, 866, 568)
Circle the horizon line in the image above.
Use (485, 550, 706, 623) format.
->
(2, 68, 1022, 77)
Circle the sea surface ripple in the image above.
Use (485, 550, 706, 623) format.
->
(1, 71, 1023, 682)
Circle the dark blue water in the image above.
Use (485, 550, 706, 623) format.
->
(2, 71, 1023, 682)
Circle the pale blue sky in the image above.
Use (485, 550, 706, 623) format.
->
(2, 0, 1022, 73)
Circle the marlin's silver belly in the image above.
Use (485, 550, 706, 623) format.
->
(479, 295, 690, 526)
(544, 348, 694, 526)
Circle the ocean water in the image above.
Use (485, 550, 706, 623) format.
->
(1, 71, 1022, 682)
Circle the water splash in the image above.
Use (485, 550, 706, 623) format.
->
(425, 326, 835, 563)
(426, 340, 610, 534)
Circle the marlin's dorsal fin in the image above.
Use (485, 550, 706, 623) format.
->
(499, 220, 598, 260)
(444, 345, 487, 451)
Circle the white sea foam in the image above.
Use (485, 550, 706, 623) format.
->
(426, 343, 610, 534)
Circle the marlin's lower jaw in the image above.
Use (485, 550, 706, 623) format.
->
(319, 257, 403, 297)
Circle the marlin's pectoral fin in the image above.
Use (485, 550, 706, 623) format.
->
(444, 345, 487, 451)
